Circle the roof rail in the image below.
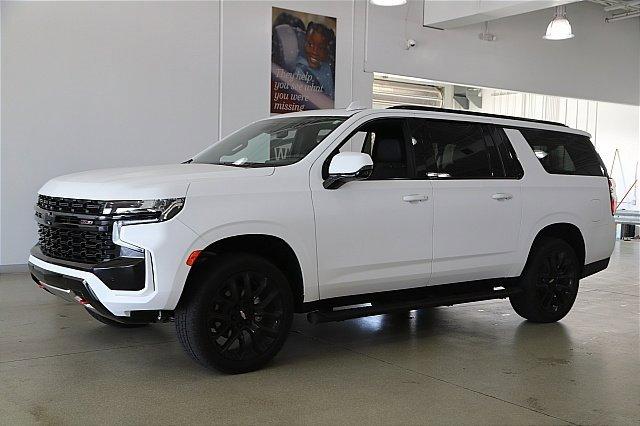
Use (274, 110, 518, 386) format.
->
(387, 105, 568, 127)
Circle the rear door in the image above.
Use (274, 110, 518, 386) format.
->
(408, 118, 523, 285)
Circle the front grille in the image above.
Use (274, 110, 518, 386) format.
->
(37, 224, 118, 263)
(37, 195, 106, 215)
(36, 196, 119, 264)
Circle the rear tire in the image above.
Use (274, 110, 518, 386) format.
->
(85, 308, 148, 328)
(510, 237, 580, 323)
(175, 253, 294, 374)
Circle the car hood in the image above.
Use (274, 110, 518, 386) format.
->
(38, 164, 275, 200)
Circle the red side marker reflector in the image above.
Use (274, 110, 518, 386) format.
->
(186, 250, 202, 266)
(74, 296, 89, 305)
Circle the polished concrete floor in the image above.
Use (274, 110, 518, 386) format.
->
(1, 242, 638, 425)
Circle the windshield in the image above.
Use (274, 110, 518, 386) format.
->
(191, 116, 346, 167)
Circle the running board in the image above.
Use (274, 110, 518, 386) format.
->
(306, 287, 520, 324)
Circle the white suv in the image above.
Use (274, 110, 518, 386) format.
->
(28, 105, 616, 373)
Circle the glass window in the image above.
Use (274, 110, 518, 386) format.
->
(409, 119, 494, 178)
(406, 119, 438, 178)
(192, 116, 346, 167)
(332, 118, 409, 180)
(486, 126, 524, 179)
(519, 129, 606, 176)
(338, 131, 368, 154)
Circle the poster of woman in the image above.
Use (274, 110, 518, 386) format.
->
(271, 7, 336, 113)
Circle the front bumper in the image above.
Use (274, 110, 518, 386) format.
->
(30, 245, 146, 291)
(28, 261, 156, 324)
(28, 217, 199, 317)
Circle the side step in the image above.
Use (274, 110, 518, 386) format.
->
(307, 287, 521, 324)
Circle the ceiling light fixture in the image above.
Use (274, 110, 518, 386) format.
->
(370, 0, 407, 6)
(543, 5, 574, 40)
(479, 21, 497, 42)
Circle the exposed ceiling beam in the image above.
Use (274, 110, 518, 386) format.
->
(588, 0, 640, 12)
(587, 0, 640, 21)
(605, 10, 640, 20)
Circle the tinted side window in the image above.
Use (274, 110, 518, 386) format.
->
(409, 119, 494, 178)
(407, 120, 438, 178)
(487, 126, 524, 179)
(519, 129, 605, 176)
(327, 118, 409, 180)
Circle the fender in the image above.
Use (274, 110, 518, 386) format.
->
(171, 219, 318, 308)
(511, 212, 586, 276)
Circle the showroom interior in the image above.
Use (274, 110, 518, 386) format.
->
(1, 0, 638, 424)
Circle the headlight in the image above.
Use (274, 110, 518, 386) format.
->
(103, 198, 185, 223)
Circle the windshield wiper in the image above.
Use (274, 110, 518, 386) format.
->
(215, 161, 269, 168)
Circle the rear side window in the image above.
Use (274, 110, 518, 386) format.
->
(519, 129, 605, 176)
(487, 126, 524, 179)
(408, 119, 495, 179)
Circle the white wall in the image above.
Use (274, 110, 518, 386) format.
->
(1, 1, 221, 266)
(366, 0, 640, 105)
(219, 1, 372, 137)
(595, 103, 640, 210)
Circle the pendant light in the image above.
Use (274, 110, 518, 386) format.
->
(543, 5, 574, 40)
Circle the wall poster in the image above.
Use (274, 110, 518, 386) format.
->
(271, 7, 336, 113)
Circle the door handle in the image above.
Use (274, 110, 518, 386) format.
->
(491, 193, 513, 201)
(403, 194, 429, 203)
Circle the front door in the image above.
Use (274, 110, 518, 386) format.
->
(311, 118, 433, 299)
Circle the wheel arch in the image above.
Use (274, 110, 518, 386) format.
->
(179, 234, 306, 312)
(525, 222, 586, 274)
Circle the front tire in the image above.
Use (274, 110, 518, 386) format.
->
(175, 253, 294, 374)
(510, 237, 580, 323)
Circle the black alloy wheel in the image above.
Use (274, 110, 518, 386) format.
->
(510, 237, 580, 323)
(535, 248, 578, 315)
(205, 271, 286, 361)
(175, 253, 294, 374)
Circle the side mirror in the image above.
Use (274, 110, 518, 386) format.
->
(323, 152, 373, 189)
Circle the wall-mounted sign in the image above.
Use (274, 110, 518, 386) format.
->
(271, 7, 336, 113)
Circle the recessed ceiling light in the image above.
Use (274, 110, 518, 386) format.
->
(370, 0, 407, 6)
(544, 6, 574, 40)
